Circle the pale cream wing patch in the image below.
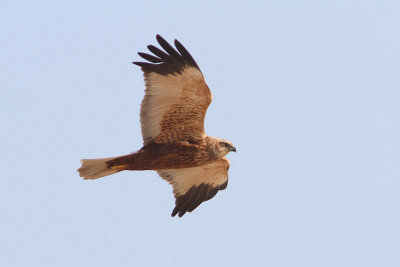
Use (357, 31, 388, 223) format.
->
(140, 67, 211, 145)
(158, 157, 230, 217)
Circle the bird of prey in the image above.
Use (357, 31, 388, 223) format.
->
(78, 35, 236, 217)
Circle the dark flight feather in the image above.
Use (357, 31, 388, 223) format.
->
(171, 183, 227, 217)
(133, 34, 201, 75)
(137, 52, 163, 63)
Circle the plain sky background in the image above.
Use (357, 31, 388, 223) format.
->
(1, 0, 399, 266)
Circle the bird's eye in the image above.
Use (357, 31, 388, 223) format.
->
(221, 142, 227, 147)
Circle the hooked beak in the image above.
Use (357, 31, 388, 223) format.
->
(230, 146, 236, 153)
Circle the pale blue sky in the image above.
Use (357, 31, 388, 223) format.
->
(1, 0, 399, 266)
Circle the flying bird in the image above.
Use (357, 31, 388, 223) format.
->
(78, 35, 236, 217)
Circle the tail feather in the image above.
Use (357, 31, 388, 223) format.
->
(78, 157, 122, 180)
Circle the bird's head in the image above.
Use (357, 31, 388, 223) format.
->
(216, 139, 236, 157)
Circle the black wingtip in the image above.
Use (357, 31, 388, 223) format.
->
(156, 34, 164, 43)
(171, 206, 187, 218)
(134, 34, 201, 75)
(174, 39, 200, 70)
(137, 52, 163, 63)
(171, 207, 178, 217)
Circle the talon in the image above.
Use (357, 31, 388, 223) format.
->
(111, 164, 127, 170)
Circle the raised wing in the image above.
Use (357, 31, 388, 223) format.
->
(158, 158, 230, 217)
(133, 35, 212, 145)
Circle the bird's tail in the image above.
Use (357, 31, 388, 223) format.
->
(78, 157, 123, 180)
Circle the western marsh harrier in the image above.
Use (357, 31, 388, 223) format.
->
(78, 35, 236, 217)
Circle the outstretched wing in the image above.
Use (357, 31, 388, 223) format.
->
(158, 158, 230, 217)
(133, 35, 212, 145)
